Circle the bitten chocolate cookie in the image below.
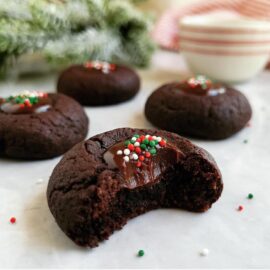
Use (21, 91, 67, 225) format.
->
(57, 61, 140, 106)
(145, 76, 252, 140)
(47, 128, 223, 247)
(0, 91, 89, 159)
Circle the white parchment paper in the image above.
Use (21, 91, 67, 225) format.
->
(0, 51, 269, 268)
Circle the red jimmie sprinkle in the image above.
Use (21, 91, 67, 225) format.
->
(139, 155, 145, 161)
(145, 152, 151, 158)
(159, 140, 166, 147)
(10, 217, 16, 224)
(128, 144, 135, 151)
(24, 99, 31, 107)
(238, 205, 244, 211)
(136, 161, 142, 167)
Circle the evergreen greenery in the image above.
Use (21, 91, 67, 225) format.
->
(0, 0, 154, 73)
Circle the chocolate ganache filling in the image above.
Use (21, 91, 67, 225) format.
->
(176, 75, 225, 96)
(104, 134, 184, 189)
(0, 91, 52, 114)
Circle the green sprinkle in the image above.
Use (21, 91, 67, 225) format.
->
(15, 97, 24, 104)
(134, 134, 140, 138)
(137, 250, 144, 257)
(143, 139, 149, 145)
(140, 144, 146, 150)
(247, 193, 253, 199)
(125, 140, 130, 146)
(29, 96, 38, 104)
(149, 141, 156, 147)
(150, 148, 156, 155)
(243, 139, 248, 144)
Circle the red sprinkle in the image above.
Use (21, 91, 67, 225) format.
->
(139, 155, 145, 161)
(136, 161, 142, 167)
(19, 104, 25, 109)
(128, 144, 135, 151)
(140, 135, 145, 141)
(148, 136, 153, 141)
(136, 138, 142, 143)
(238, 205, 244, 211)
(159, 140, 166, 147)
(135, 147, 141, 154)
(10, 217, 16, 224)
(24, 99, 31, 107)
(145, 152, 151, 158)
(110, 64, 116, 71)
(85, 62, 92, 68)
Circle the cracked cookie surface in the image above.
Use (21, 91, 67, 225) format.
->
(57, 63, 140, 106)
(0, 93, 89, 159)
(145, 80, 252, 140)
(47, 128, 223, 247)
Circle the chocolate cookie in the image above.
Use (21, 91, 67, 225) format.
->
(47, 128, 223, 247)
(145, 76, 252, 140)
(57, 61, 140, 106)
(0, 91, 89, 159)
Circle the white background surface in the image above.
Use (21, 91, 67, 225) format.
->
(0, 51, 269, 268)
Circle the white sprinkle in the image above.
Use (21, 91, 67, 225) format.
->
(124, 149, 130, 155)
(152, 136, 157, 140)
(36, 178, 44, 184)
(102, 69, 109, 74)
(123, 156, 129, 162)
(134, 142, 140, 147)
(145, 135, 150, 138)
(132, 153, 138, 160)
(35, 105, 51, 114)
(200, 248, 209, 256)
(156, 137, 162, 142)
(116, 150, 123, 155)
(131, 137, 137, 142)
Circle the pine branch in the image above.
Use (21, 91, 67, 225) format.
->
(0, 0, 154, 75)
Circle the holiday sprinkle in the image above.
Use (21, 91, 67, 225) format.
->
(187, 75, 212, 90)
(116, 134, 167, 168)
(84, 61, 116, 74)
(1, 91, 48, 108)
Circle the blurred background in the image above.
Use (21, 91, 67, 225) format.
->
(1, 0, 270, 82)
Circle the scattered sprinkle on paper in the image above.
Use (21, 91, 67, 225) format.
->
(243, 139, 248, 144)
(200, 248, 209, 256)
(36, 178, 44, 184)
(10, 217, 16, 224)
(247, 193, 254, 199)
(137, 249, 145, 257)
(238, 205, 244, 211)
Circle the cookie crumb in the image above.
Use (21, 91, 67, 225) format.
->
(137, 249, 145, 257)
(243, 139, 248, 144)
(200, 248, 209, 256)
(10, 217, 16, 224)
